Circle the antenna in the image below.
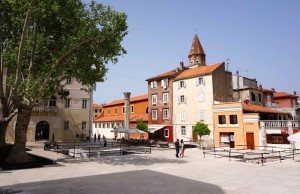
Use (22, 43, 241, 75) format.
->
(226, 58, 230, 71)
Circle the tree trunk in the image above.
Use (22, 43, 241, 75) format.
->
(5, 106, 33, 164)
(0, 121, 9, 146)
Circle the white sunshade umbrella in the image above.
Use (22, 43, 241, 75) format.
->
(125, 128, 147, 134)
(287, 132, 300, 142)
(110, 127, 128, 133)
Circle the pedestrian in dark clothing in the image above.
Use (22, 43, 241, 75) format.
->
(103, 135, 107, 147)
(180, 139, 185, 157)
(98, 134, 101, 142)
(94, 133, 96, 143)
(175, 139, 180, 158)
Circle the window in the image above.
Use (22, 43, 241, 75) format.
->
(179, 81, 186, 89)
(181, 126, 186, 135)
(114, 107, 117, 114)
(64, 121, 70, 130)
(163, 109, 169, 119)
(164, 129, 169, 137)
(220, 132, 230, 145)
(107, 108, 110, 115)
(180, 112, 185, 122)
(197, 77, 205, 85)
(82, 99, 87, 109)
(82, 121, 87, 130)
(95, 115, 97, 118)
(150, 81, 157, 89)
(230, 115, 238, 124)
(258, 94, 262, 103)
(131, 105, 134, 113)
(179, 95, 186, 104)
(152, 94, 157, 105)
(95, 109, 98, 113)
(161, 79, 168, 88)
(152, 109, 157, 120)
(94, 123, 97, 128)
(163, 93, 168, 103)
(197, 92, 205, 102)
(122, 106, 125, 114)
(199, 110, 205, 121)
(49, 97, 56, 106)
(64, 98, 70, 108)
(251, 92, 256, 101)
(218, 115, 226, 125)
(66, 77, 72, 84)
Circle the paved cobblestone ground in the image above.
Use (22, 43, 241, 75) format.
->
(1, 143, 300, 194)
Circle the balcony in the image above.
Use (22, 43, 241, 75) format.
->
(33, 106, 58, 112)
(261, 120, 300, 128)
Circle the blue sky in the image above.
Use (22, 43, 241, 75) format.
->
(91, 0, 300, 104)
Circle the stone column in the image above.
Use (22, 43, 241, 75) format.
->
(123, 92, 131, 129)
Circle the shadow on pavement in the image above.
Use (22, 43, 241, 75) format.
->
(7, 170, 225, 194)
(58, 154, 188, 166)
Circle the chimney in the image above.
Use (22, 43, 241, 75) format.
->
(294, 91, 297, 95)
(258, 84, 262, 90)
(179, 61, 184, 70)
(123, 92, 131, 129)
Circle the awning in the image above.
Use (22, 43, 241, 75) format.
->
(288, 132, 300, 142)
(147, 125, 166, 133)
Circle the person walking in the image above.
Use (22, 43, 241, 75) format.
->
(103, 135, 107, 147)
(98, 133, 101, 142)
(180, 139, 185, 157)
(175, 139, 180, 158)
(94, 133, 96, 143)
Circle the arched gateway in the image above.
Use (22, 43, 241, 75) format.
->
(35, 121, 50, 141)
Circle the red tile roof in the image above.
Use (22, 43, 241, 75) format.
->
(104, 94, 148, 107)
(93, 104, 102, 108)
(94, 113, 148, 122)
(189, 34, 205, 56)
(274, 92, 298, 98)
(146, 69, 179, 81)
(242, 104, 289, 114)
(174, 62, 224, 80)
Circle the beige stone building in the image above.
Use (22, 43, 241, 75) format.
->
(6, 78, 92, 143)
(172, 34, 232, 145)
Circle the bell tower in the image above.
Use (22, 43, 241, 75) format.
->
(188, 34, 206, 67)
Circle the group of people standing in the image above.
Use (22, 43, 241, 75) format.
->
(175, 139, 185, 158)
(93, 133, 107, 146)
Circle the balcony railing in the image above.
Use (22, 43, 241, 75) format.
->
(33, 106, 58, 112)
(261, 120, 300, 128)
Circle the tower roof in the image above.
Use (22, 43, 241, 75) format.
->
(189, 34, 205, 56)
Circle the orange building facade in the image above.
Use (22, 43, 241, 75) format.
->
(93, 94, 148, 139)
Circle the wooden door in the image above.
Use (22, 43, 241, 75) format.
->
(246, 133, 254, 149)
(192, 133, 198, 141)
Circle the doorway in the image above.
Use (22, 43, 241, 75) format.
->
(35, 121, 50, 141)
(246, 133, 255, 149)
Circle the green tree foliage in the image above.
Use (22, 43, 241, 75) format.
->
(1, 0, 128, 163)
(192, 122, 210, 139)
(192, 122, 210, 149)
(136, 119, 148, 132)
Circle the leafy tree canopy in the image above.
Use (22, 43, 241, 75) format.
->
(136, 119, 148, 132)
(1, 0, 128, 109)
(192, 122, 210, 139)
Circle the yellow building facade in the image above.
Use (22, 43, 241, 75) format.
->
(213, 102, 260, 149)
(6, 78, 91, 143)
